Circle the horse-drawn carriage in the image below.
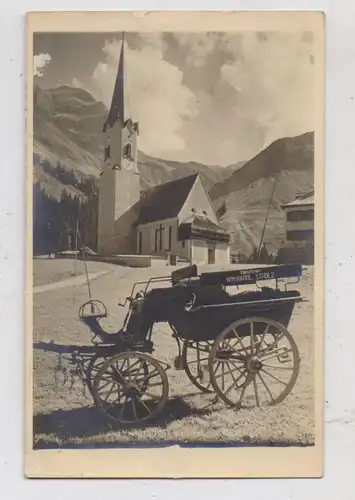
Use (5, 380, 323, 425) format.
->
(50, 263, 305, 426)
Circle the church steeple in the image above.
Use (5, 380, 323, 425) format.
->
(104, 33, 128, 131)
(98, 31, 140, 256)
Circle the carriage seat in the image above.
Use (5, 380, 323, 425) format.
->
(171, 264, 198, 285)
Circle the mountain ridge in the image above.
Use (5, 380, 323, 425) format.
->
(33, 83, 314, 256)
(33, 83, 242, 193)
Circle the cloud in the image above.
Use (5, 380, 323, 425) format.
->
(220, 32, 314, 150)
(83, 31, 314, 165)
(155, 31, 313, 164)
(173, 33, 221, 67)
(33, 53, 51, 77)
(89, 34, 198, 157)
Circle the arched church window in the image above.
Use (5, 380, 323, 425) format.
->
(123, 142, 132, 159)
(104, 144, 111, 161)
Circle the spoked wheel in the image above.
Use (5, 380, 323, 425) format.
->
(209, 317, 300, 409)
(86, 354, 108, 395)
(92, 351, 169, 426)
(182, 340, 214, 393)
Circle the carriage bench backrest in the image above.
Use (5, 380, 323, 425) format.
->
(199, 264, 303, 287)
(171, 264, 198, 285)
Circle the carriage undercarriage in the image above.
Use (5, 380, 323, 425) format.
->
(50, 263, 305, 427)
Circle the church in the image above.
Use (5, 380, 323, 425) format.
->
(97, 36, 231, 266)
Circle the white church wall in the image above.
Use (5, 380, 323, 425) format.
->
(137, 217, 177, 256)
(191, 239, 208, 264)
(137, 217, 191, 260)
(191, 239, 230, 265)
(98, 117, 140, 255)
(215, 242, 231, 266)
(98, 168, 116, 254)
(113, 203, 140, 255)
(106, 120, 123, 167)
(109, 121, 140, 222)
(114, 168, 140, 222)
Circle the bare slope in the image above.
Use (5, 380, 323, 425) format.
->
(210, 132, 314, 255)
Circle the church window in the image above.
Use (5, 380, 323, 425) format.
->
(208, 246, 215, 264)
(159, 225, 164, 250)
(123, 142, 132, 159)
(104, 144, 111, 161)
(168, 226, 172, 250)
(138, 231, 143, 254)
(155, 224, 164, 252)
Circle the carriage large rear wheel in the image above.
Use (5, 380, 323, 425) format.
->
(182, 340, 214, 393)
(208, 317, 300, 409)
(92, 351, 169, 426)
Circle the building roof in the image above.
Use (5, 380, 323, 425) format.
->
(282, 190, 314, 208)
(103, 34, 135, 132)
(137, 173, 199, 225)
(179, 213, 231, 244)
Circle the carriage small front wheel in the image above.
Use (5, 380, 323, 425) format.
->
(92, 351, 169, 426)
(208, 317, 300, 409)
(86, 354, 111, 396)
(182, 340, 214, 393)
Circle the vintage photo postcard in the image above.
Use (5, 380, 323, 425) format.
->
(26, 11, 324, 478)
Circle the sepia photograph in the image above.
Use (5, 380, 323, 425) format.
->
(26, 11, 324, 478)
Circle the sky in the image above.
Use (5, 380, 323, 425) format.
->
(33, 31, 315, 166)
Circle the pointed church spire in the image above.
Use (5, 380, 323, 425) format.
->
(104, 33, 128, 131)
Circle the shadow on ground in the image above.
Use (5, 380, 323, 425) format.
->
(33, 396, 315, 450)
(33, 396, 217, 445)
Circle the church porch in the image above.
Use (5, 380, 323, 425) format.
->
(179, 213, 231, 266)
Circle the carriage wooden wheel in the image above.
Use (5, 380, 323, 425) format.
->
(86, 354, 109, 395)
(182, 340, 214, 393)
(92, 351, 169, 425)
(208, 317, 300, 409)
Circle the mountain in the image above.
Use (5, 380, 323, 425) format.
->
(33, 84, 230, 196)
(34, 84, 106, 177)
(33, 83, 314, 256)
(210, 132, 314, 201)
(209, 132, 314, 255)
